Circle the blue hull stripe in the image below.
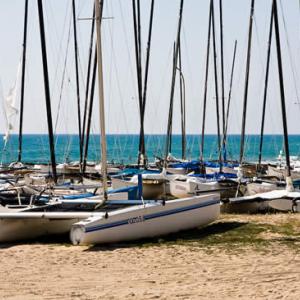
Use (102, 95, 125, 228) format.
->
(143, 200, 218, 220)
(85, 199, 219, 233)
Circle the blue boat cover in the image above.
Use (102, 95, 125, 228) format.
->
(112, 168, 160, 178)
(108, 185, 140, 200)
(190, 172, 237, 180)
(62, 193, 95, 199)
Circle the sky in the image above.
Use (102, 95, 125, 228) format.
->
(0, 0, 300, 135)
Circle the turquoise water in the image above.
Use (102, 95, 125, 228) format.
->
(0, 134, 300, 164)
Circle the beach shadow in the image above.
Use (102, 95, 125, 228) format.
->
(0, 243, 17, 249)
(0, 222, 249, 250)
(0, 233, 70, 249)
(85, 221, 247, 252)
(272, 236, 300, 243)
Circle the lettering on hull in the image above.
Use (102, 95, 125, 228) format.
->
(128, 216, 145, 224)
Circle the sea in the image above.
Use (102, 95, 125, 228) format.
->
(0, 134, 299, 165)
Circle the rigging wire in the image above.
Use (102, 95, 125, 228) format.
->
(44, 0, 76, 162)
(117, 0, 142, 161)
(105, 1, 130, 161)
(105, 11, 132, 150)
(75, 15, 90, 101)
(278, 0, 300, 155)
(279, 0, 300, 106)
(118, 0, 139, 102)
(44, 1, 71, 98)
(54, 17, 72, 136)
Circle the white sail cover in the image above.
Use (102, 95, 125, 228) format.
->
(229, 189, 300, 203)
(3, 60, 21, 145)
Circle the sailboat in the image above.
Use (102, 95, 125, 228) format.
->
(228, 0, 300, 213)
(108, 0, 167, 199)
(0, 0, 220, 244)
(167, 0, 238, 200)
(70, 0, 220, 246)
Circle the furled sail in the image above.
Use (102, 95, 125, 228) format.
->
(3, 60, 21, 145)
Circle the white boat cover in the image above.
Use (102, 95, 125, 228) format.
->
(229, 189, 300, 204)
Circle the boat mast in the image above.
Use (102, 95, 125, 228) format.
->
(178, 39, 186, 160)
(168, 43, 176, 155)
(18, 0, 29, 162)
(95, 0, 108, 199)
(82, 7, 95, 169)
(164, 0, 184, 167)
(272, 0, 292, 181)
(258, 6, 273, 168)
(37, 0, 57, 182)
(82, 48, 97, 173)
(72, 0, 83, 168)
(239, 0, 255, 164)
(132, 0, 145, 167)
(219, 0, 226, 162)
(139, 0, 155, 167)
(137, 0, 142, 84)
(223, 40, 237, 147)
(137, 0, 145, 167)
(200, 1, 212, 164)
(211, 0, 222, 171)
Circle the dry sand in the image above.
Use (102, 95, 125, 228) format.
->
(0, 214, 300, 300)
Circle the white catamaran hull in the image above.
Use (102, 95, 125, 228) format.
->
(229, 189, 300, 213)
(221, 182, 275, 213)
(169, 178, 219, 198)
(0, 212, 103, 243)
(0, 218, 77, 242)
(267, 165, 300, 181)
(206, 166, 237, 175)
(166, 167, 187, 175)
(70, 194, 220, 245)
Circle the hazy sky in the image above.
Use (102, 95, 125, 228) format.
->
(0, 0, 300, 135)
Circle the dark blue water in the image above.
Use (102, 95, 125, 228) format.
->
(0, 134, 299, 164)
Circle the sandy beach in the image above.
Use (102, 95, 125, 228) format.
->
(0, 213, 299, 300)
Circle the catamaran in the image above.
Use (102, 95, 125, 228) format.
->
(69, 0, 220, 245)
(0, 0, 220, 244)
(227, 0, 300, 214)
